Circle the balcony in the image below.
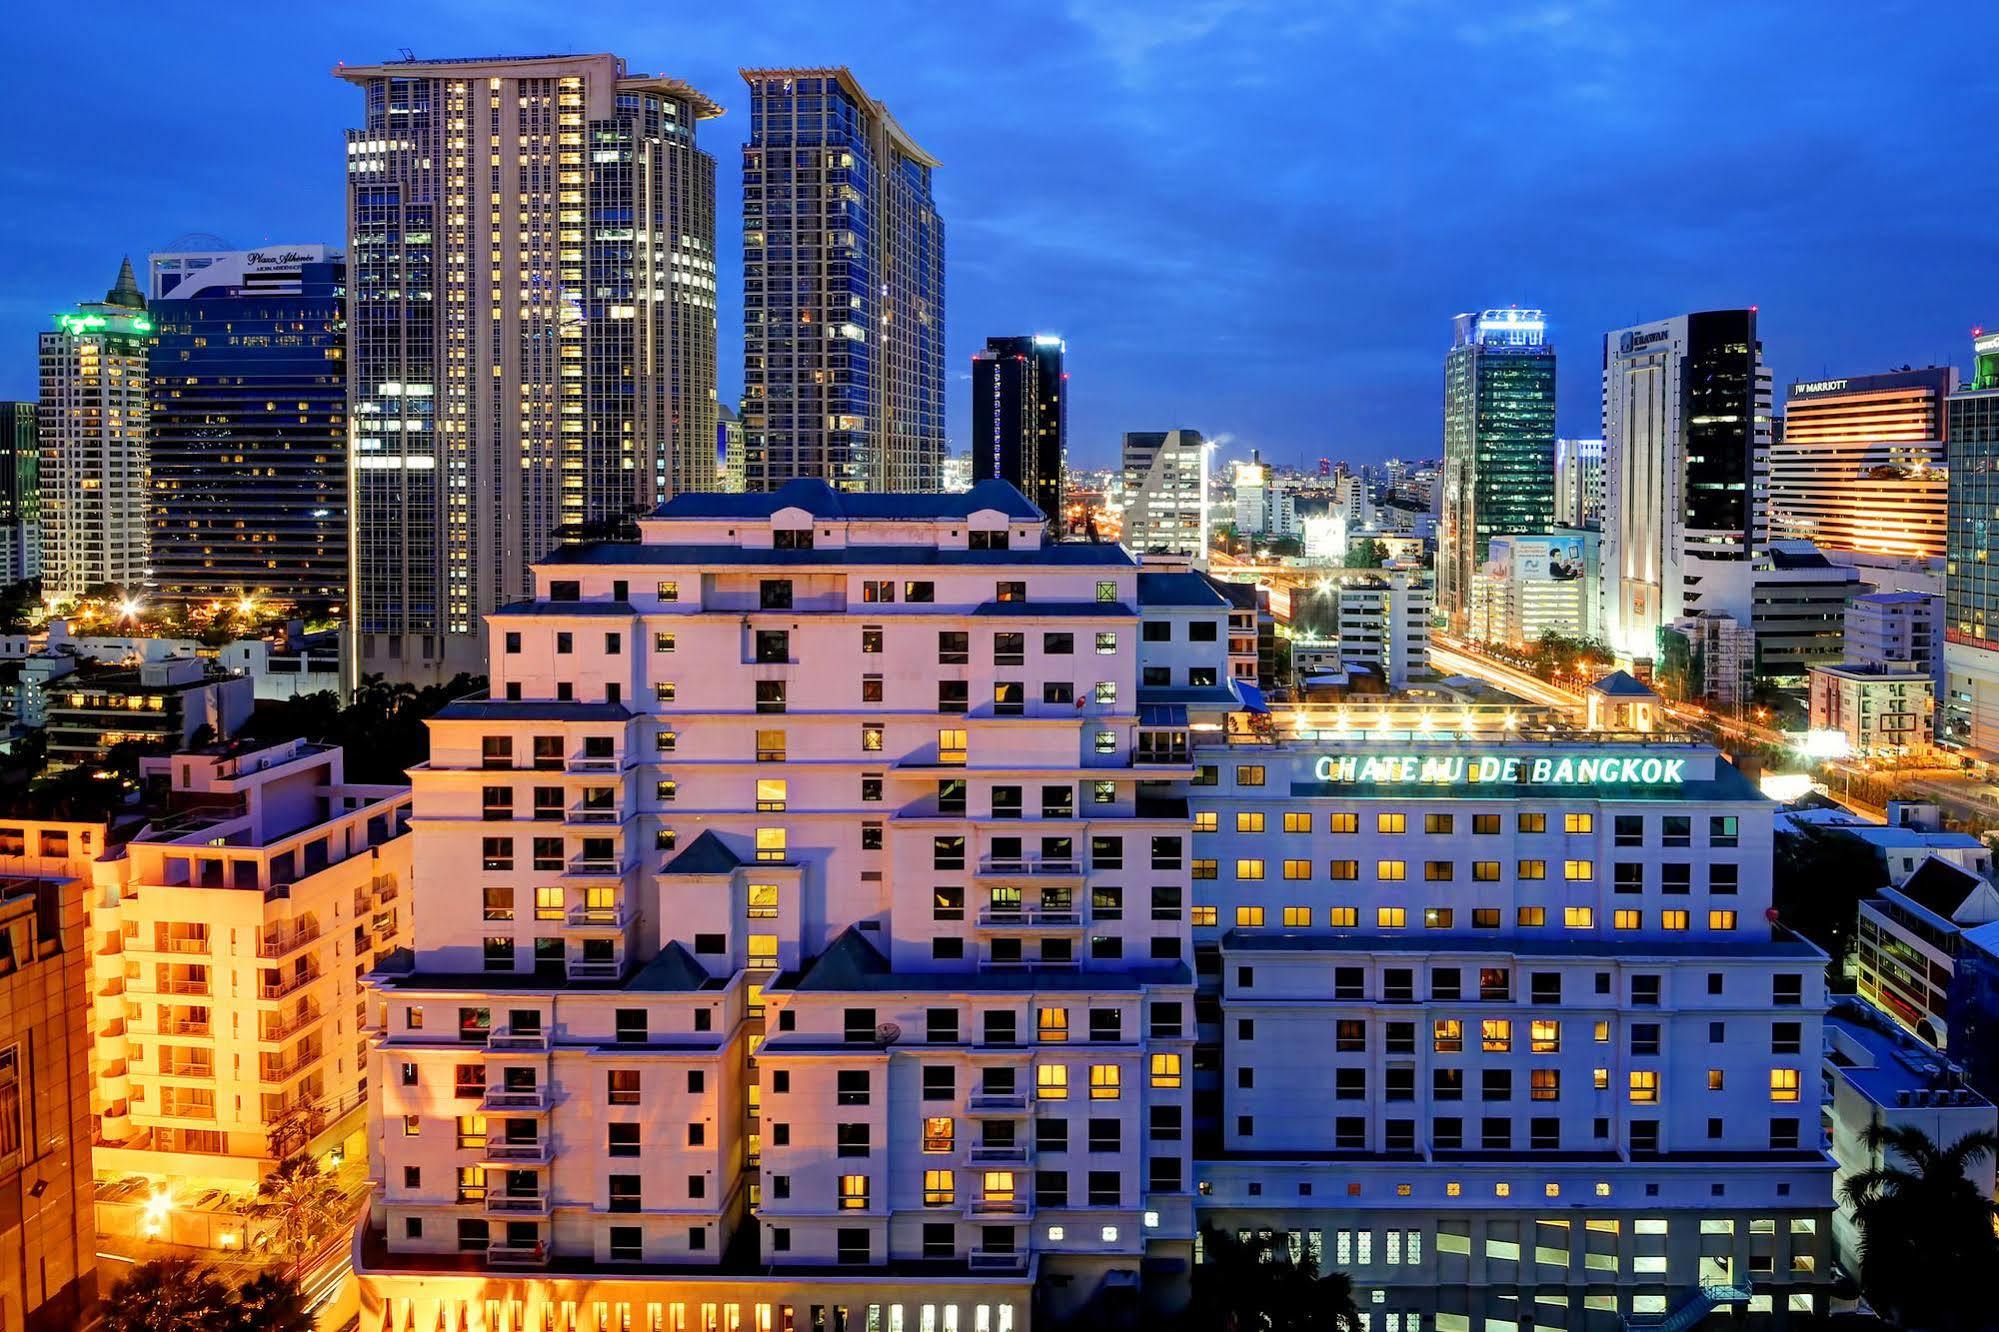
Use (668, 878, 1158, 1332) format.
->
(975, 856, 1083, 879)
(564, 903, 631, 932)
(260, 1007, 322, 1044)
(563, 857, 627, 881)
(142, 977, 211, 997)
(967, 1089, 1031, 1115)
(487, 1030, 549, 1053)
(976, 907, 1082, 930)
(260, 1052, 319, 1085)
(567, 958, 622, 982)
(156, 1060, 215, 1080)
(978, 956, 1080, 973)
(159, 1017, 212, 1038)
(258, 925, 321, 959)
(969, 1249, 1029, 1274)
(969, 1196, 1030, 1217)
(565, 807, 623, 827)
(969, 1143, 1032, 1166)
(485, 1243, 551, 1268)
(481, 1139, 552, 1165)
(482, 1086, 550, 1112)
(485, 1191, 552, 1217)
(259, 969, 322, 1000)
(567, 755, 622, 774)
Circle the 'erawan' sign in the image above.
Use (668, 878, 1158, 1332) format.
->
(1311, 753, 1686, 787)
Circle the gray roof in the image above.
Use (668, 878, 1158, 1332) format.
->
(969, 601, 1136, 618)
(1893, 856, 1986, 920)
(432, 698, 631, 723)
(654, 477, 1044, 522)
(542, 542, 1136, 569)
(662, 830, 745, 875)
(1221, 927, 1825, 961)
(784, 927, 1192, 993)
(1137, 571, 1229, 609)
(490, 600, 637, 618)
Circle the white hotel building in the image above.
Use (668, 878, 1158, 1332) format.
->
(358, 480, 1834, 1332)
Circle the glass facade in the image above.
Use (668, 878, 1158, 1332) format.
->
(1441, 311, 1556, 628)
(0, 402, 38, 582)
(741, 69, 946, 493)
(972, 335, 1065, 520)
(1942, 333, 1999, 750)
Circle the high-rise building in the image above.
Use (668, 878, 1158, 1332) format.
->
(1440, 310, 1557, 629)
(1553, 437, 1604, 530)
(337, 53, 721, 682)
(741, 68, 945, 493)
(39, 259, 151, 602)
(717, 404, 746, 493)
(147, 246, 349, 608)
(1943, 330, 1999, 755)
(1120, 429, 1210, 559)
(1601, 310, 1772, 664)
(972, 335, 1065, 520)
(1771, 368, 1955, 559)
(0, 868, 98, 1332)
(0, 403, 40, 583)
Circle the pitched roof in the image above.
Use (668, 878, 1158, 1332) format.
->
(1137, 571, 1229, 609)
(1892, 855, 1999, 925)
(653, 477, 1043, 522)
(627, 940, 713, 992)
(1589, 670, 1655, 698)
(661, 830, 745, 875)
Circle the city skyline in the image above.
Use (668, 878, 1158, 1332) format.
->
(4, 5, 1999, 469)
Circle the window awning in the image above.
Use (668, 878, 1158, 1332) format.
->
(1139, 703, 1189, 728)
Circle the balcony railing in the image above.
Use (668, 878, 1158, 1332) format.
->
(566, 807, 622, 826)
(969, 1196, 1029, 1216)
(567, 756, 621, 773)
(485, 1192, 551, 1215)
(146, 978, 211, 997)
(565, 857, 624, 878)
(976, 907, 1080, 928)
(565, 904, 629, 929)
(260, 1007, 322, 1043)
(969, 1249, 1029, 1273)
(485, 1243, 550, 1268)
(567, 959, 621, 981)
(160, 1018, 212, 1037)
(969, 1144, 1032, 1165)
(258, 926, 321, 959)
(486, 1030, 549, 1052)
(482, 1086, 549, 1111)
(976, 856, 1082, 877)
(978, 956, 1080, 973)
(259, 969, 321, 1000)
(482, 1139, 551, 1163)
(157, 1060, 214, 1080)
(967, 1090, 1030, 1114)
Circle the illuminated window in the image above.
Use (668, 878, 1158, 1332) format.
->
(1150, 1053, 1182, 1088)
(1517, 906, 1546, 926)
(1329, 813, 1358, 833)
(1191, 906, 1218, 927)
(654, 632, 675, 653)
(838, 1175, 870, 1210)
(1235, 765, 1266, 786)
(1284, 812, 1312, 833)
(1709, 910, 1738, 931)
(756, 828, 787, 862)
(755, 730, 786, 761)
(1517, 859, 1545, 880)
(1564, 813, 1593, 834)
(1433, 1020, 1462, 1053)
(1038, 1008, 1069, 1042)
(1425, 861, 1455, 882)
(1283, 906, 1311, 927)
(1193, 860, 1218, 880)
(1424, 907, 1454, 929)
(1235, 859, 1265, 881)
(1629, 1071, 1659, 1104)
(1531, 1019, 1560, 1052)
(745, 883, 780, 920)
(1531, 1069, 1561, 1101)
(1481, 1020, 1512, 1052)
(1662, 909, 1689, 931)
(1328, 906, 1357, 927)
(923, 1170, 955, 1206)
(1377, 906, 1407, 928)
(1193, 812, 1218, 833)
(1564, 860, 1594, 881)
(657, 581, 678, 602)
(1236, 812, 1264, 833)
(1037, 1065, 1069, 1100)
(983, 1170, 1017, 1203)
(1612, 909, 1640, 930)
(938, 730, 968, 764)
(1283, 859, 1311, 880)
(1378, 813, 1406, 834)
(1472, 861, 1501, 882)
(1089, 1064, 1121, 1100)
(1566, 907, 1596, 928)
(755, 779, 787, 812)
(1707, 1070, 1725, 1091)
(1376, 860, 1406, 882)
(1329, 860, 1359, 880)
(1235, 906, 1264, 927)
(1770, 1069, 1800, 1103)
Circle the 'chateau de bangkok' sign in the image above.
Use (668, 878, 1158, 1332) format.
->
(1310, 753, 1687, 788)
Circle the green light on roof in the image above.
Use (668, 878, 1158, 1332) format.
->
(54, 312, 151, 337)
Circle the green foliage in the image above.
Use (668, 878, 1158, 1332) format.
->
(106, 1259, 316, 1332)
(1190, 1226, 1362, 1332)
(239, 672, 484, 784)
(1343, 537, 1386, 569)
(246, 1154, 349, 1266)
(1771, 826, 1888, 977)
(1841, 1124, 1999, 1330)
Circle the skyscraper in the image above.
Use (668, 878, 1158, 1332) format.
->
(1601, 310, 1771, 663)
(147, 246, 349, 608)
(1771, 368, 1955, 559)
(1440, 310, 1557, 630)
(0, 403, 40, 584)
(1943, 330, 1999, 755)
(338, 54, 720, 682)
(972, 335, 1066, 521)
(39, 259, 151, 602)
(1553, 437, 1605, 530)
(741, 67, 946, 493)
(1120, 429, 1210, 559)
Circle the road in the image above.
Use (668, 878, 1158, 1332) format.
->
(1428, 637, 1588, 712)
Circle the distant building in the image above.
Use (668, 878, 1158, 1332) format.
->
(1232, 454, 1297, 540)
(1602, 310, 1771, 664)
(1947, 919, 1999, 1102)
(939, 451, 973, 494)
(39, 259, 151, 602)
(972, 336, 1065, 521)
(718, 404, 746, 492)
(1440, 309, 1556, 630)
(1553, 436, 1604, 530)
(1467, 531, 1600, 648)
(0, 869, 97, 1330)
(1778, 802, 1995, 888)
(1943, 330, 1999, 756)
(1846, 589, 1944, 721)
(1121, 429, 1210, 559)
(1856, 856, 1999, 1046)
(43, 658, 252, 766)
(1809, 660, 1934, 758)
(1334, 571, 1433, 690)
(1772, 368, 1954, 559)
(147, 246, 348, 608)
(0, 403, 38, 583)
(741, 67, 944, 493)
(1657, 613, 1755, 707)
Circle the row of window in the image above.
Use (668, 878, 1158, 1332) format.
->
(1202, 857, 1740, 891)
(1197, 809, 1739, 845)
(1218, 904, 1743, 932)
(1229, 1113, 1809, 1152)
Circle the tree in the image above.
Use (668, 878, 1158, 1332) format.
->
(106, 1258, 235, 1332)
(1343, 538, 1386, 570)
(1841, 1124, 1999, 1330)
(1190, 1226, 1362, 1332)
(235, 1269, 314, 1332)
(263, 1096, 328, 1164)
(238, 671, 484, 783)
(245, 1154, 347, 1266)
(1772, 826, 1889, 979)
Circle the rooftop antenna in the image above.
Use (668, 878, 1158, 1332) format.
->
(399, 47, 417, 62)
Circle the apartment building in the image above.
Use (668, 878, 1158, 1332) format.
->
(0, 739, 412, 1192)
(1182, 703, 1835, 1329)
(1855, 856, 1999, 1049)
(358, 479, 1205, 1332)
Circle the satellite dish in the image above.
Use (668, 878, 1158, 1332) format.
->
(875, 1022, 902, 1046)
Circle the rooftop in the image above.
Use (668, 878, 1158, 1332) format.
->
(653, 477, 1037, 522)
(1136, 571, 1230, 609)
(541, 542, 1137, 570)
(775, 927, 1191, 994)
(1220, 927, 1826, 962)
(1826, 1003, 1990, 1108)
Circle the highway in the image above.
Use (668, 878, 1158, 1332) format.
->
(1428, 637, 1588, 712)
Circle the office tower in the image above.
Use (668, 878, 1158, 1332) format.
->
(1772, 368, 1955, 559)
(1944, 330, 1999, 754)
(338, 54, 720, 682)
(1554, 437, 1605, 530)
(357, 480, 1192, 1327)
(1120, 430, 1210, 558)
(1601, 310, 1771, 664)
(1332, 570, 1433, 689)
(1470, 531, 1601, 648)
(741, 68, 946, 493)
(0, 867, 97, 1331)
(38, 259, 150, 602)
(717, 404, 746, 493)
(972, 335, 1066, 521)
(1232, 453, 1296, 539)
(1440, 310, 1558, 630)
(0, 403, 39, 583)
(147, 246, 349, 608)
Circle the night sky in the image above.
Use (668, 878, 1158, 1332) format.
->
(4, 1, 1995, 470)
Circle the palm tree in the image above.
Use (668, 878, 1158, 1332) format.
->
(235, 1269, 314, 1332)
(245, 1154, 348, 1266)
(105, 1257, 234, 1332)
(262, 1097, 327, 1163)
(1191, 1226, 1362, 1332)
(1841, 1123, 1999, 1330)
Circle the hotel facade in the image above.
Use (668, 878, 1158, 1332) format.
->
(354, 483, 1834, 1332)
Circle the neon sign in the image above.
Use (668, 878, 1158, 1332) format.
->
(1311, 753, 1686, 787)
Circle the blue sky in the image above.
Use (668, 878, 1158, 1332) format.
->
(3, 1, 1995, 469)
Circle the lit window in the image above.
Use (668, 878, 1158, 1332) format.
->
(1283, 812, 1311, 833)
(1235, 906, 1264, 927)
(1191, 906, 1218, 927)
(1236, 812, 1264, 833)
(1564, 860, 1594, 881)
(1038, 1007, 1069, 1041)
(923, 1170, 955, 1206)
(1328, 906, 1357, 927)
(1564, 813, 1593, 834)
(1566, 906, 1596, 928)
(1709, 910, 1738, 931)
(1377, 906, 1407, 928)
(1235, 859, 1266, 881)
(1612, 909, 1639, 930)
(1150, 1053, 1182, 1088)
(838, 1175, 870, 1209)
(756, 828, 787, 862)
(755, 779, 787, 812)
(1769, 1069, 1800, 1103)
(1517, 859, 1545, 880)
(1530, 1020, 1560, 1053)
(1662, 909, 1689, 931)
(1193, 812, 1218, 833)
(1283, 859, 1311, 880)
(1376, 860, 1406, 882)
(1089, 1064, 1121, 1100)
(1378, 813, 1406, 834)
(747, 884, 780, 920)
(1482, 1019, 1512, 1052)
(1037, 1065, 1069, 1100)
(1283, 906, 1311, 927)
(1629, 1071, 1659, 1104)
